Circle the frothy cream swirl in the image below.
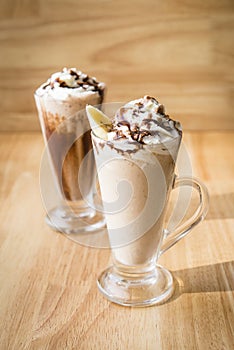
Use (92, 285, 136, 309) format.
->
(37, 67, 105, 96)
(108, 96, 182, 145)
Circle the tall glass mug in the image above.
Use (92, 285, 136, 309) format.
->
(91, 131, 209, 307)
(34, 92, 105, 234)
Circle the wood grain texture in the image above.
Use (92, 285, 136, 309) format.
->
(0, 131, 233, 349)
(0, 0, 234, 131)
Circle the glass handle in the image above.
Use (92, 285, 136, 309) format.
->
(160, 177, 209, 255)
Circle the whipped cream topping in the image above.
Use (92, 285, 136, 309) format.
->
(108, 96, 182, 145)
(36, 67, 105, 97)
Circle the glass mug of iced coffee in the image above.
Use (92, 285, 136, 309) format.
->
(87, 96, 209, 307)
(35, 68, 106, 233)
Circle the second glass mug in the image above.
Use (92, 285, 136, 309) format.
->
(91, 131, 209, 307)
(34, 92, 106, 234)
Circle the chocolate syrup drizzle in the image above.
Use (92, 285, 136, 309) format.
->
(111, 96, 182, 145)
(42, 68, 105, 98)
(116, 121, 151, 144)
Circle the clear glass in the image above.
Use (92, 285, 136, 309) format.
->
(34, 91, 106, 234)
(91, 132, 209, 307)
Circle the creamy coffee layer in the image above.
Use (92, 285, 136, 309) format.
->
(93, 134, 177, 264)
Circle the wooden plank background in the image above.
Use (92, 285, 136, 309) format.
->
(0, 0, 234, 131)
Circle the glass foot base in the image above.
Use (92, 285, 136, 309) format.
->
(45, 205, 106, 234)
(97, 265, 174, 307)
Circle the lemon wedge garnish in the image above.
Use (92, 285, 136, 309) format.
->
(86, 105, 112, 140)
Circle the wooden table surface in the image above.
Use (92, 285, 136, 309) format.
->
(0, 130, 233, 349)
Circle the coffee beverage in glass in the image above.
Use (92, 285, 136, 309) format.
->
(87, 97, 209, 306)
(35, 68, 106, 233)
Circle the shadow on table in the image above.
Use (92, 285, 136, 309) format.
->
(205, 192, 234, 220)
(170, 260, 234, 302)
